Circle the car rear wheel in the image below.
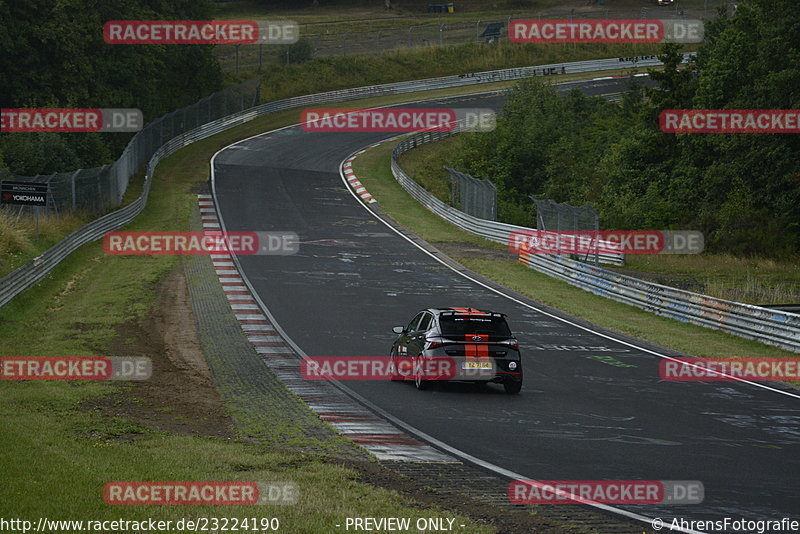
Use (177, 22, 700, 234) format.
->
(503, 379, 522, 395)
(389, 350, 402, 381)
(414, 355, 430, 390)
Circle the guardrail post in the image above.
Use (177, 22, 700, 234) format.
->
(394, 131, 800, 351)
(1, 55, 686, 312)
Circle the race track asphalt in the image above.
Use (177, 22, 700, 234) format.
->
(212, 78, 800, 530)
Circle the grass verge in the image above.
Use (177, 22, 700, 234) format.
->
(395, 133, 800, 306)
(352, 139, 798, 360)
(252, 41, 671, 96)
(0, 110, 493, 532)
(0, 61, 654, 279)
(618, 254, 800, 306)
(213, 0, 721, 76)
(0, 209, 94, 276)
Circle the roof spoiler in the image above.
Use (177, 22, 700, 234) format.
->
(439, 310, 506, 318)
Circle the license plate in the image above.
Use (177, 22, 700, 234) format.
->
(463, 361, 492, 370)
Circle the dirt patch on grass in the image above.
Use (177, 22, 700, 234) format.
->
(79, 253, 628, 531)
(87, 264, 236, 440)
(435, 241, 518, 262)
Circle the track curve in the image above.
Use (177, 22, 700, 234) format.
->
(212, 79, 800, 531)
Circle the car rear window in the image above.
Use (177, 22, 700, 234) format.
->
(439, 315, 512, 339)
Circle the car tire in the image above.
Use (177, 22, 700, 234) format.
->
(414, 355, 430, 390)
(390, 350, 402, 381)
(503, 379, 522, 395)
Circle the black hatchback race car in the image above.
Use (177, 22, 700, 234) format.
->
(390, 307, 522, 394)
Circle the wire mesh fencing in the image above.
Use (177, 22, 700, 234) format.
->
(532, 197, 599, 234)
(0, 76, 263, 219)
(212, 2, 728, 73)
(446, 166, 496, 221)
(530, 196, 602, 264)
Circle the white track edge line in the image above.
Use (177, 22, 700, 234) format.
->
(205, 83, 798, 533)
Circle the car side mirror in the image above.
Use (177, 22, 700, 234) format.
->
(392, 326, 405, 334)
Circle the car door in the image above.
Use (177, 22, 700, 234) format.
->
(396, 311, 425, 362)
(407, 311, 433, 357)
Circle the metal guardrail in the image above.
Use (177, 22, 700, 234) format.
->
(387, 82, 800, 354)
(0, 110, 259, 310)
(519, 253, 800, 353)
(1, 78, 263, 215)
(216, 5, 718, 71)
(761, 304, 800, 314)
(391, 127, 626, 266)
(0, 54, 678, 310)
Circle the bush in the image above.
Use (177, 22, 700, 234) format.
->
(284, 38, 314, 64)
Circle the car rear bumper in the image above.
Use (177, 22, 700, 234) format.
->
(422, 352, 522, 382)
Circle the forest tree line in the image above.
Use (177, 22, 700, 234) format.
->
(453, 0, 800, 257)
(0, 0, 223, 176)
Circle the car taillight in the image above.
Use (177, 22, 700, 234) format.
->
(502, 339, 519, 351)
(425, 338, 447, 350)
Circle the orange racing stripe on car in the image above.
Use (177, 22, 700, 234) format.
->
(450, 307, 488, 315)
(465, 334, 490, 362)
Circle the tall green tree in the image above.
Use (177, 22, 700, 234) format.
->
(0, 0, 222, 173)
(453, 2, 800, 256)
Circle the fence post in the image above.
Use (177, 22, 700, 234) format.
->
(487, 179, 497, 221)
(98, 164, 109, 213)
(46, 172, 57, 216)
(98, 169, 104, 213)
(593, 205, 599, 266)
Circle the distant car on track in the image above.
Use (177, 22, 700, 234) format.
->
(390, 307, 523, 394)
